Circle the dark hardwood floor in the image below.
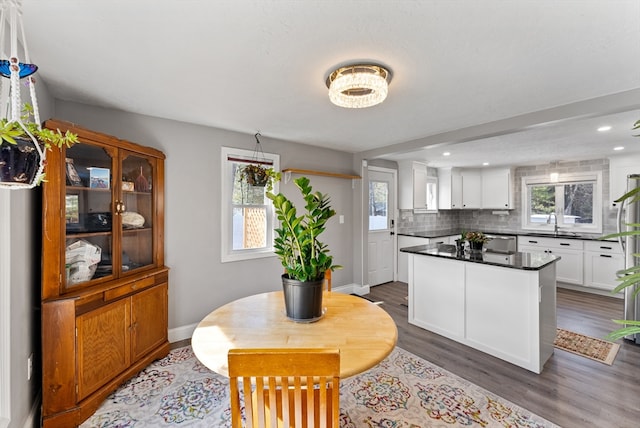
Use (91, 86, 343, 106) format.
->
(367, 281, 640, 428)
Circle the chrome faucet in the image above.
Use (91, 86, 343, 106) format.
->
(546, 212, 559, 235)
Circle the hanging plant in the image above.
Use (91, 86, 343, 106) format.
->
(0, 103, 77, 186)
(237, 132, 280, 190)
(240, 163, 270, 187)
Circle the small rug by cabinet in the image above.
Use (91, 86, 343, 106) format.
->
(81, 345, 559, 427)
(554, 328, 620, 365)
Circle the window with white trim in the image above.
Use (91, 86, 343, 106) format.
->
(521, 172, 602, 233)
(221, 146, 279, 262)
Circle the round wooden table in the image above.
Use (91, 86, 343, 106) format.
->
(191, 291, 398, 378)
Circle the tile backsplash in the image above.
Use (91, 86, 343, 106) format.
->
(398, 159, 615, 238)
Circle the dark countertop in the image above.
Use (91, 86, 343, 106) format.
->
(398, 230, 613, 242)
(400, 244, 560, 271)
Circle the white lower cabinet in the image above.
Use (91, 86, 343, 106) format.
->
(583, 241, 624, 291)
(410, 256, 465, 337)
(408, 254, 556, 373)
(518, 236, 584, 285)
(397, 235, 431, 283)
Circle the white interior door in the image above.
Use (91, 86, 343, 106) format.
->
(368, 167, 396, 286)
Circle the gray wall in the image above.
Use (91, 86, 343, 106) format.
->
(3, 81, 55, 428)
(54, 100, 358, 330)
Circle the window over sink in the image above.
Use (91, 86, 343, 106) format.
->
(521, 172, 602, 233)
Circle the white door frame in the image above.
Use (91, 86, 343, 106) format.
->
(0, 190, 11, 428)
(367, 165, 397, 284)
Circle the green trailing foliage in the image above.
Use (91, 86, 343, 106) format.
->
(0, 103, 78, 149)
(267, 176, 340, 282)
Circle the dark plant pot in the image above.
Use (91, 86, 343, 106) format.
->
(469, 241, 484, 252)
(0, 137, 42, 186)
(247, 171, 269, 187)
(282, 274, 324, 322)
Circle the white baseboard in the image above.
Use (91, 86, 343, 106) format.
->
(334, 283, 370, 295)
(557, 282, 622, 299)
(168, 284, 371, 344)
(168, 323, 198, 343)
(22, 392, 40, 428)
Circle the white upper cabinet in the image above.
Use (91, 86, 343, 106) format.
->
(461, 169, 482, 209)
(413, 164, 427, 209)
(399, 161, 436, 211)
(438, 167, 513, 210)
(438, 167, 462, 209)
(481, 168, 513, 209)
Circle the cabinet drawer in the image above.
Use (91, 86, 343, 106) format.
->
(519, 236, 583, 250)
(584, 240, 621, 254)
(547, 238, 583, 250)
(104, 276, 155, 301)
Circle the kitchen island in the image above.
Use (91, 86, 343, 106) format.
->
(401, 244, 560, 373)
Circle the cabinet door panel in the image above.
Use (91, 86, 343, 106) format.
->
(584, 252, 624, 290)
(121, 153, 157, 274)
(77, 299, 131, 400)
(552, 249, 583, 284)
(461, 170, 482, 208)
(64, 143, 117, 290)
(131, 283, 168, 361)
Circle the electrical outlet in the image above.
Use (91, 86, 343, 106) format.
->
(339, 215, 344, 224)
(27, 353, 33, 380)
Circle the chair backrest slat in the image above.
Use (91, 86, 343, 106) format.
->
(228, 348, 340, 428)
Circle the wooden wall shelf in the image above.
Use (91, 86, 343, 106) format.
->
(282, 168, 361, 183)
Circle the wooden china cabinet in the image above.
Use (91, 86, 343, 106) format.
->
(40, 120, 169, 427)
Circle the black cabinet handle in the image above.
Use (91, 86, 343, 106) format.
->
(600, 254, 612, 258)
(560, 243, 570, 246)
(600, 246, 612, 250)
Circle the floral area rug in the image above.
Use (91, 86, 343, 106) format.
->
(554, 328, 620, 365)
(81, 346, 560, 427)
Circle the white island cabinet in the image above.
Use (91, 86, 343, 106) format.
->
(404, 245, 558, 374)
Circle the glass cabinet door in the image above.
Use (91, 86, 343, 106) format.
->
(64, 142, 116, 288)
(120, 152, 155, 275)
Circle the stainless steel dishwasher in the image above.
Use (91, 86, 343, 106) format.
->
(484, 234, 517, 254)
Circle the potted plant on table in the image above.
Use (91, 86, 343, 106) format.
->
(465, 231, 490, 252)
(267, 176, 340, 322)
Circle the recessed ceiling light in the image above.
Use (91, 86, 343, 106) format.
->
(482, 162, 489, 166)
(597, 126, 612, 132)
(614, 146, 625, 151)
(443, 152, 451, 156)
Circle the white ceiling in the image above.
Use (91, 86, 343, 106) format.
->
(18, 0, 640, 168)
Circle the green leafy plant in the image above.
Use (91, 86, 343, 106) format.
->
(601, 174, 640, 341)
(239, 164, 280, 191)
(0, 104, 78, 150)
(465, 231, 490, 244)
(267, 176, 340, 282)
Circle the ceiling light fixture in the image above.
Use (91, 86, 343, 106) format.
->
(443, 152, 451, 156)
(326, 64, 391, 108)
(614, 146, 625, 151)
(598, 126, 612, 132)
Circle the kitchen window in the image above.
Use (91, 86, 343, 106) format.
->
(221, 146, 280, 262)
(521, 172, 602, 233)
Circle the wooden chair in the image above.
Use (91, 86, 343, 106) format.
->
(228, 348, 340, 428)
(324, 269, 332, 292)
